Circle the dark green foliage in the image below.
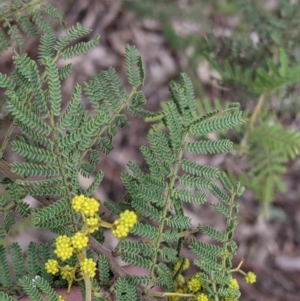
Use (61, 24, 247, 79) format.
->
(185, 139, 233, 154)
(18, 276, 43, 301)
(98, 255, 110, 286)
(155, 262, 174, 291)
(55, 23, 91, 51)
(121, 253, 152, 270)
(10, 243, 26, 280)
(0, 292, 18, 301)
(130, 223, 159, 239)
(125, 44, 145, 87)
(115, 278, 138, 301)
(0, 242, 54, 298)
(182, 159, 220, 179)
(33, 198, 74, 230)
(62, 36, 100, 59)
(0, 245, 12, 287)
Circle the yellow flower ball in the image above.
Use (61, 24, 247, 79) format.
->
(45, 259, 59, 275)
(80, 258, 96, 278)
(229, 278, 239, 289)
(244, 272, 256, 284)
(119, 210, 137, 228)
(196, 293, 208, 301)
(71, 232, 88, 250)
(71, 194, 85, 212)
(60, 265, 74, 281)
(112, 224, 129, 238)
(111, 210, 137, 238)
(86, 217, 99, 233)
(54, 235, 73, 261)
(81, 197, 100, 217)
(187, 275, 202, 293)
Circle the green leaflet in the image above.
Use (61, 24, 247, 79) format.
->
(115, 278, 138, 301)
(97, 255, 110, 286)
(185, 139, 233, 154)
(189, 112, 244, 136)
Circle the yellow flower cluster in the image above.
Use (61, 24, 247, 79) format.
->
(112, 210, 137, 238)
(71, 195, 102, 234)
(86, 217, 99, 233)
(187, 273, 202, 293)
(60, 265, 73, 281)
(229, 278, 239, 289)
(54, 235, 73, 261)
(46, 194, 139, 293)
(45, 259, 59, 275)
(71, 194, 100, 217)
(54, 232, 89, 261)
(71, 232, 89, 250)
(196, 293, 208, 301)
(57, 295, 65, 301)
(80, 258, 97, 277)
(244, 272, 256, 284)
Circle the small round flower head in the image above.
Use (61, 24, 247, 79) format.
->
(196, 293, 208, 301)
(45, 259, 59, 275)
(187, 276, 202, 293)
(80, 258, 96, 278)
(71, 232, 88, 250)
(244, 271, 256, 284)
(86, 217, 99, 233)
(119, 210, 137, 228)
(54, 235, 73, 261)
(81, 197, 100, 217)
(174, 258, 190, 272)
(71, 194, 85, 212)
(111, 210, 137, 239)
(229, 278, 239, 289)
(60, 265, 74, 281)
(112, 223, 129, 239)
(57, 295, 65, 301)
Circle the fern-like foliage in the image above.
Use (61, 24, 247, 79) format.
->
(0, 242, 60, 298)
(0, 15, 148, 235)
(0, 1, 64, 51)
(111, 73, 244, 298)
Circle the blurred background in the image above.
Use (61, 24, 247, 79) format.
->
(1, 0, 300, 300)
